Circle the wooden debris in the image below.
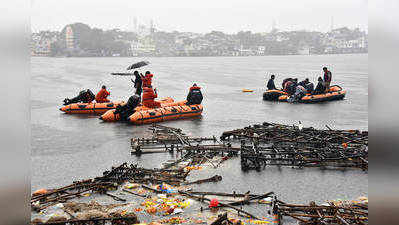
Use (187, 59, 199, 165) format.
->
(219, 122, 368, 171)
(271, 197, 368, 224)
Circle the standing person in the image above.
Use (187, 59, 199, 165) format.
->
(186, 83, 203, 105)
(142, 87, 161, 108)
(142, 71, 154, 88)
(323, 67, 332, 92)
(267, 75, 277, 90)
(131, 71, 143, 95)
(95, 85, 110, 103)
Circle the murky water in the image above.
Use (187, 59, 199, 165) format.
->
(31, 54, 368, 212)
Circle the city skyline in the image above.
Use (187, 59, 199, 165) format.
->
(31, 0, 368, 34)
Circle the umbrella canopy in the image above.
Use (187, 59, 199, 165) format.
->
(110, 72, 135, 76)
(127, 61, 150, 70)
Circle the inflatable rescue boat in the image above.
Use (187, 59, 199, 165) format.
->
(100, 99, 203, 124)
(263, 85, 346, 103)
(59, 98, 175, 114)
(59, 101, 125, 114)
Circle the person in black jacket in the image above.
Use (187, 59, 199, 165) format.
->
(114, 94, 141, 121)
(286, 78, 298, 95)
(63, 89, 95, 105)
(298, 78, 314, 93)
(267, 75, 277, 90)
(186, 83, 203, 105)
(313, 77, 325, 95)
(131, 70, 143, 95)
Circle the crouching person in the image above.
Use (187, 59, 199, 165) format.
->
(95, 85, 110, 103)
(142, 87, 161, 108)
(115, 94, 141, 121)
(288, 85, 307, 103)
(186, 83, 203, 105)
(63, 89, 95, 105)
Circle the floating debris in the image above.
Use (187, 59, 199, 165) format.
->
(220, 122, 368, 171)
(32, 123, 368, 224)
(271, 196, 368, 225)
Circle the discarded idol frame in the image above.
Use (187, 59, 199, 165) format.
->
(31, 122, 368, 224)
(220, 122, 368, 171)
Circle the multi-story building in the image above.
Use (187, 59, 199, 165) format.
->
(65, 26, 75, 49)
(31, 31, 58, 56)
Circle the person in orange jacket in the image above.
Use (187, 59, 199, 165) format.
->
(95, 85, 110, 103)
(142, 87, 161, 108)
(142, 71, 154, 88)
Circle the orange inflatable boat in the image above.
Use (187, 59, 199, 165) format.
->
(100, 100, 203, 124)
(129, 104, 203, 125)
(60, 98, 175, 114)
(100, 97, 179, 122)
(59, 101, 125, 114)
(263, 85, 346, 103)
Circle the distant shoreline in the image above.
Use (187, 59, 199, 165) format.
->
(31, 52, 368, 58)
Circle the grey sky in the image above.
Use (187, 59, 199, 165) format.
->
(31, 0, 368, 33)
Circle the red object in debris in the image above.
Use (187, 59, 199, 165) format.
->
(209, 198, 219, 208)
(33, 189, 48, 196)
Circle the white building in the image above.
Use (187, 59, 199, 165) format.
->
(65, 26, 75, 49)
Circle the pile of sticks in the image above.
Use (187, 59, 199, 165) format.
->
(93, 162, 189, 185)
(240, 143, 368, 170)
(131, 124, 219, 154)
(131, 124, 237, 156)
(179, 190, 274, 220)
(31, 163, 190, 211)
(32, 216, 139, 225)
(219, 122, 368, 171)
(221, 122, 368, 146)
(272, 199, 368, 225)
(31, 180, 114, 212)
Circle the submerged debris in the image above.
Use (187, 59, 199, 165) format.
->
(32, 123, 368, 224)
(221, 122, 368, 171)
(271, 196, 368, 225)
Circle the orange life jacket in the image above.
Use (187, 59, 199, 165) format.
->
(142, 74, 153, 87)
(95, 89, 110, 103)
(142, 87, 160, 108)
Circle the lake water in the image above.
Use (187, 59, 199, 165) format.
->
(31, 54, 368, 213)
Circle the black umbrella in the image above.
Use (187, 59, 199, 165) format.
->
(126, 61, 150, 70)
